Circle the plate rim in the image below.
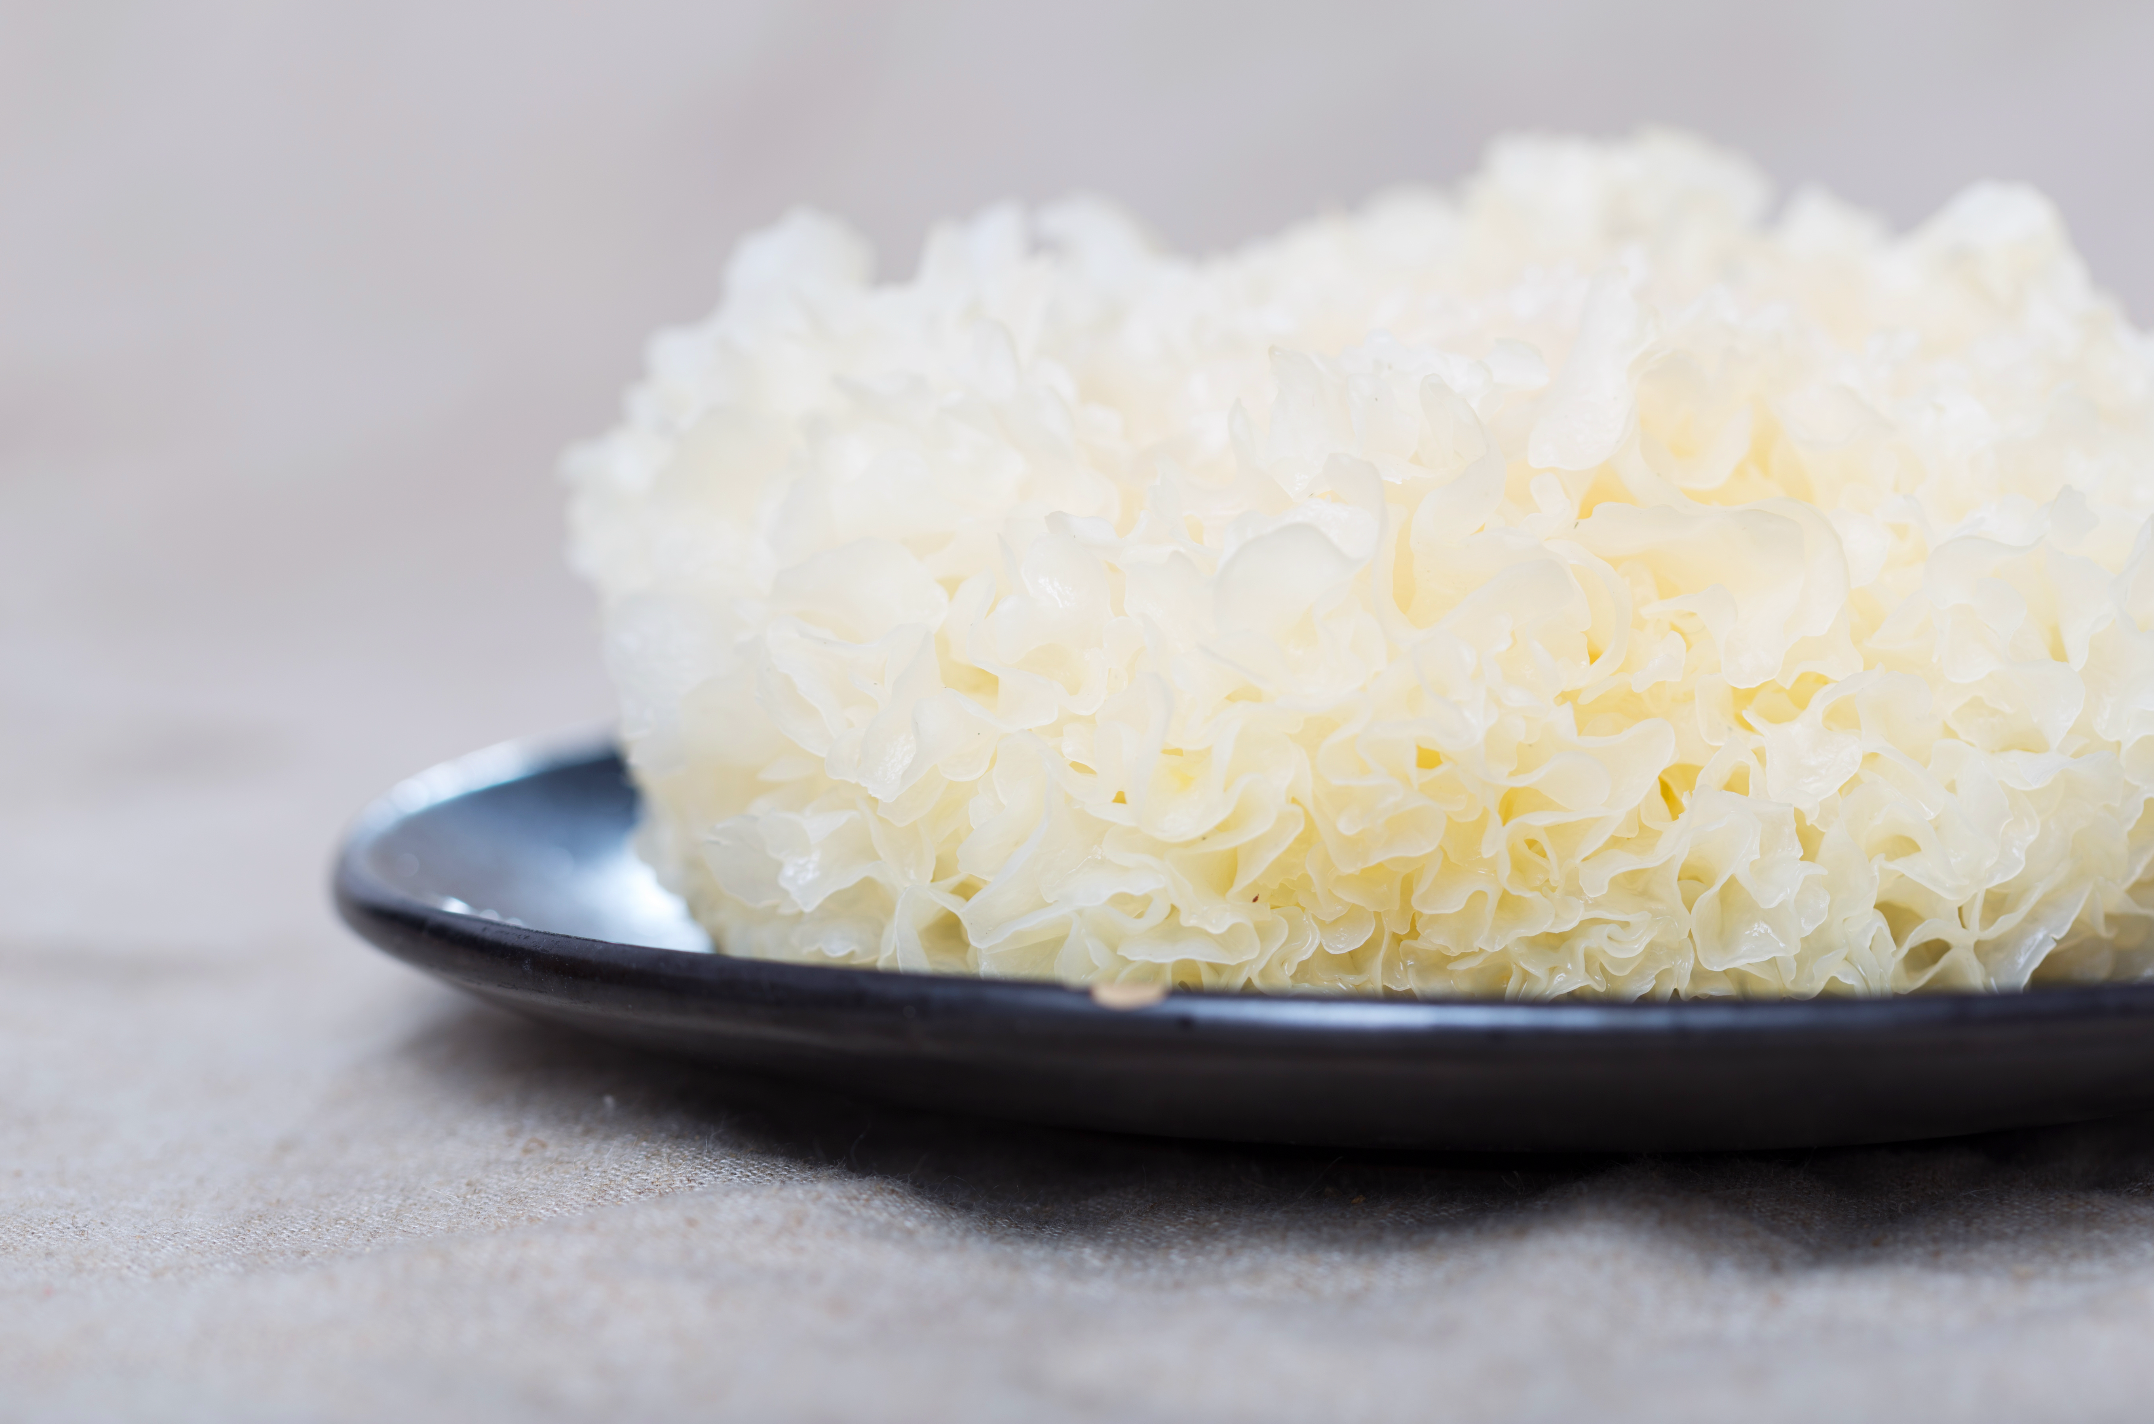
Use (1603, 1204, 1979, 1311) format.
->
(332, 733, 2154, 1041)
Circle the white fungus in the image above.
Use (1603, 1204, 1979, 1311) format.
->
(567, 130, 2154, 998)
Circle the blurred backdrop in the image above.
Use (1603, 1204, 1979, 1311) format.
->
(4, 0, 2153, 943)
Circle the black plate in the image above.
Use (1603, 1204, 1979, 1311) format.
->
(334, 737, 2154, 1152)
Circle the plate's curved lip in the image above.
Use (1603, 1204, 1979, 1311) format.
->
(333, 733, 2154, 1038)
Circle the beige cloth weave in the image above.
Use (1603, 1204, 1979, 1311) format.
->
(10, 5, 2154, 1419)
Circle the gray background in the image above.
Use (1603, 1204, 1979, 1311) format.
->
(8, 3, 2154, 1419)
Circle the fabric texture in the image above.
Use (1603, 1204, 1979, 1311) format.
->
(10, 5, 2154, 1419)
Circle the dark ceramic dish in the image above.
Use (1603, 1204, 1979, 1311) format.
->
(334, 737, 2154, 1152)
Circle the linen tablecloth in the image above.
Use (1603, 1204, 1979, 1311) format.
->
(10, 6, 2154, 1418)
